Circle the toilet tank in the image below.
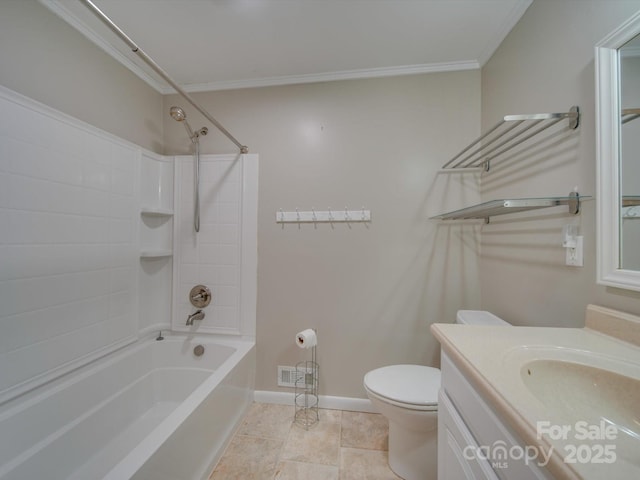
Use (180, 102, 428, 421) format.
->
(456, 310, 511, 326)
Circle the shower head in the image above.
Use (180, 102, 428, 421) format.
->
(170, 106, 207, 142)
(170, 106, 186, 122)
(170, 106, 196, 141)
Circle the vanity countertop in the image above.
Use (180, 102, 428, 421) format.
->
(431, 305, 640, 480)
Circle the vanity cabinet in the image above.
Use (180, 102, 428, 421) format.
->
(438, 352, 553, 480)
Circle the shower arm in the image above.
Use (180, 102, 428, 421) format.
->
(79, 0, 249, 154)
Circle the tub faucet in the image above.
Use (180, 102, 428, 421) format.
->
(186, 309, 205, 326)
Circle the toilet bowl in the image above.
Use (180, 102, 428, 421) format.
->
(363, 310, 510, 480)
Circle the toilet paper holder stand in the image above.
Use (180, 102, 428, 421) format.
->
(294, 343, 319, 429)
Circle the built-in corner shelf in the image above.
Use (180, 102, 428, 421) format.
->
(140, 208, 173, 217)
(440, 106, 580, 173)
(139, 209, 173, 259)
(140, 250, 173, 258)
(432, 192, 589, 223)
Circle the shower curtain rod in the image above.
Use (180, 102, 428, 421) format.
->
(79, 0, 248, 154)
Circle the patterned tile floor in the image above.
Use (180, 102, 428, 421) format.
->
(209, 402, 402, 480)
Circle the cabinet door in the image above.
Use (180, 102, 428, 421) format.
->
(439, 391, 500, 480)
(441, 353, 553, 480)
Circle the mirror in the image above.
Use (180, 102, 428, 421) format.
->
(596, 11, 640, 291)
(620, 35, 640, 270)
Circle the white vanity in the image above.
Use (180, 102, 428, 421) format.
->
(432, 305, 640, 480)
(438, 350, 553, 480)
(438, 350, 552, 480)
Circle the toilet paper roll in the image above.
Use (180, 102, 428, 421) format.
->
(295, 329, 317, 349)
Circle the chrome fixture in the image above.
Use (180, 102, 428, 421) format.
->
(622, 107, 640, 124)
(440, 106, 580, 172)
(186, 310, 205, 326)
(170, 106, 207, 232)
(431, 191, 587, 224)
(156, 330, 164, 341)
(189, 285, 212, 308)
(78, 0, 248, 154)
(169, 106, 208, 143)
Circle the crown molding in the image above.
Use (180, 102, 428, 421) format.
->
(172, 61, 480, 94)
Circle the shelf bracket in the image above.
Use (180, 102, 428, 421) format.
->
(568, 190, 580, 215)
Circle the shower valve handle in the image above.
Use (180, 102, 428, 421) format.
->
(189, 285, 212, 308)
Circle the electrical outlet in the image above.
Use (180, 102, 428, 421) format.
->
(565, 236, 584, 267)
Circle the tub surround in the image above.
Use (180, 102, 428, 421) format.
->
(431, 305, 640, 480)
(0, 85, 258, 480)
(0, 84, 141, 404)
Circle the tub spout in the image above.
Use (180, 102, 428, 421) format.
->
(186, 309, 205, 326)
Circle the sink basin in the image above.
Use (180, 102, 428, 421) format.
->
(514, 353, 640, 472)
(521, 359, 640, 436)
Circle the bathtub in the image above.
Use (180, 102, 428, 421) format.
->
(0, 334, 255, 480)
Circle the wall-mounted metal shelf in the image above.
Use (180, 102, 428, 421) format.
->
(623, 196, 640, 207)
(623, 196, 640, 219)
(431, 192, 588, 223)
(622, 108, 640, 124)
(440, 106, 580, 173)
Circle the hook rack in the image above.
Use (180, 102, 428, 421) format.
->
(276, 207, 371, 223)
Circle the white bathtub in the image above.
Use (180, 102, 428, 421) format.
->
(0, 334, 255, 480)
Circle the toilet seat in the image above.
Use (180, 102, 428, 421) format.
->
(364, 365, 440, 411)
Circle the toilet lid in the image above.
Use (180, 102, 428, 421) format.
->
(364, 365, 440, 407)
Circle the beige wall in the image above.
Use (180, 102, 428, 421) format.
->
(164, 72, 482, 397)
(0, 0, 163, 152)
(480, 0, 640, 326)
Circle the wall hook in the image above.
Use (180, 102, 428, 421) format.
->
(275, 207, 370, 224)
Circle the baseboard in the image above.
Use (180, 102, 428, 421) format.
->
(253, 390, 377, 413)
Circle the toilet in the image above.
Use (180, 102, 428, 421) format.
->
(363, 310, 510, 480)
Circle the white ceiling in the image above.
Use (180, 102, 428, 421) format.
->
(42, 0, 532, 93)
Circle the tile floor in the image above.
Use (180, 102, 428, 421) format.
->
(209, 402, 402, 480)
